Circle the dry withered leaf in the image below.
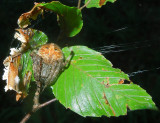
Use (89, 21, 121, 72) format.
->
(2, 28, 35, 101)
(3, 55, 22, 99)
(18, 3, 43, 28)
(14, 28, 35, 53)
(3, 54, 32, 101)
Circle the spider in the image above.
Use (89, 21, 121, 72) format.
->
(31, 43, 73, 90)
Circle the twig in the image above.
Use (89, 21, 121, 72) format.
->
(80, 0, 91, 10)
(20, 98, 57, 123)
(20, 112, 32, 123)
(77, 0, 82, 8)
(20, 81, 57, 123)
(38, 98, 57, 109)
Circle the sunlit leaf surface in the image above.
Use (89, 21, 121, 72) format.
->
(52, 46, 157, 117)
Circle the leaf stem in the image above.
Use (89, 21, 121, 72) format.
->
(80, 0, 91, 10)
(77, 0, 82, 8)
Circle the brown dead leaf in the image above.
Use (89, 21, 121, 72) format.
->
(3, 55, 21, 95)
(3, 54, 30, 101)
(18, 3, 43, 28)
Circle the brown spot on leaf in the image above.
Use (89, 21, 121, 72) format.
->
(87, 74, 92, 77)
(103, 93, 109, 104)
(102, 68, 107, 71)
(118, 79, 124, 84)
(99, 0, 106, 7)
(109, 105, 116, 116)
(101, 81, 110, 88)
(79, 57, 83, 59)
(103, 93, 116, 116)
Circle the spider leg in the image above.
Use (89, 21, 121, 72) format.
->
(64, 49, 74, 67)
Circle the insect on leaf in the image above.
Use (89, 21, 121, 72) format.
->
(51, 46, 157, 117)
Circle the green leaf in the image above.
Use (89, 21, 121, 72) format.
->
(85, 0, 116, 8)
(51, 46, 157, 117)
(28, 29, 48, 49)
(18, 50, 34, 96)
(20, 50, 35, 82)
(18, 1, 83, 37)
(38, 2, 83, 37)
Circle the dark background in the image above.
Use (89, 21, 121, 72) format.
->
(0, 0, 160, 123)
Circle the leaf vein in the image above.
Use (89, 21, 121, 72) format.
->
(73, 65, 84, 116)
(80, 71, 99, 116)
(89, 79, 110, 116)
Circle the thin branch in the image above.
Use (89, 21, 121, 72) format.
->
(77, 0, 82, 8)
(64, 50, 74, 67)
(80, 0, 91, 10)
(20, 98, 57, 123)
(38, 98, 57, 109)
(20, 112, 32, 123)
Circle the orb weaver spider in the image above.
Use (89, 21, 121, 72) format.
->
(31, 43, 73, 90)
